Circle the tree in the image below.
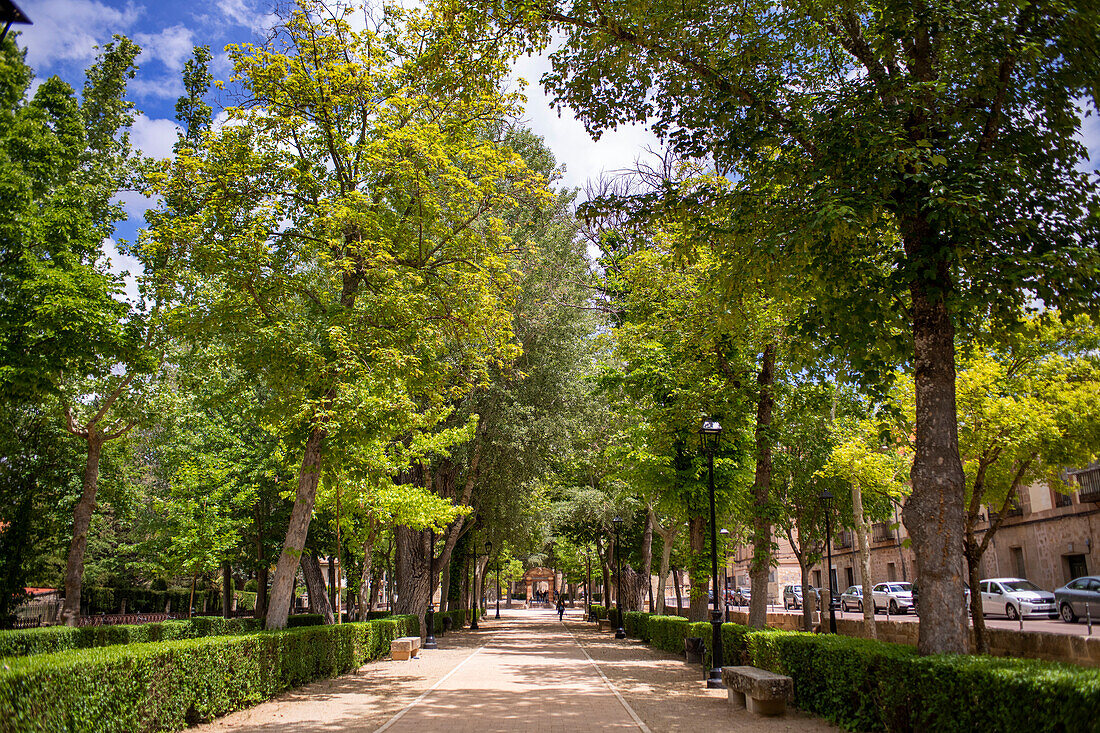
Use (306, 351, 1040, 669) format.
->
(148, 1, 544, 629)
(505, 0, 1100, 653)
(896, 313, 1100, 651)
(819, 417, 909, 636)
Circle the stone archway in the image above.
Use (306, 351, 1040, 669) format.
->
(522, 567, 557, 607)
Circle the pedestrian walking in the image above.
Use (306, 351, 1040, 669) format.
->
(557, 596, 565, 621)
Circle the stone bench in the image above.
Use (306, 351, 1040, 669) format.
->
(390, 636, 421, 661)
(597, 618, 613, 632)
(721, 666, 793, 716)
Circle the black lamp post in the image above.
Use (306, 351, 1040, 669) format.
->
(820, 489, 838, 634)
(425, 529, 437, 649)
(613, 516, 626, 639)
(0, 0, 32, 43)
(700, 418, 725, 689)
(483, 540, 493, 621)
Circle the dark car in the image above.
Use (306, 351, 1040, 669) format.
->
(1055, 576, 1100, 623)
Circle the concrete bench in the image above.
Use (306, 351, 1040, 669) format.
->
(721, 666, 793, 716)
(597, 618, 613, 632)
(390, 636, 421, 661)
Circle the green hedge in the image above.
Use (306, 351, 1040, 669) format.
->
(0, 615, 326, 659)
(589, 604, 607, 620)
(618, 612, 1100, 732)
(431, 609, 479, 634)
(623, 612, 650, 641)
(0, 615, 419, 732)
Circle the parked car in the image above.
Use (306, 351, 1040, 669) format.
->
(840, 585, 864, 612)
(1054, 576, 1100, 623)
(872, 582, 914, 614)
(979, 577, 1057, 620)
(732, 587, 751, 605)
(782, 584, 839, 610)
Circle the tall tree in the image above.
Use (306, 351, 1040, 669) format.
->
(504, 0, 1100, 653)
(148, 1, 543, 629)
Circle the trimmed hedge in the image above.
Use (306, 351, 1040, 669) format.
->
(0, 615, 325, 659)
(0, 615, 419, 732)
(431, 608, 480, 634)
(622, 611, 650, 641)
(618, 612, 1100, 732)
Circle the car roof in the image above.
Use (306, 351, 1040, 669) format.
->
(981, 577, 1026, 583)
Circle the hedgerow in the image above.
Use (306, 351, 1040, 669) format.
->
(0, 615, 418, 732)
(0, 615, 324, 658)
(609, 611, 1100, 732)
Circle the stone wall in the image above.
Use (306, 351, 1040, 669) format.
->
(725, 610, 1100, 667)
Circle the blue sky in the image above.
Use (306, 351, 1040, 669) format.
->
(9, 0, 1100, 297)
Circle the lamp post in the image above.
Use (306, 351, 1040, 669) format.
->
(820, 489, 838, 634)
(700, 418, 724, 689)
(613, 516, 626, 639)
(0, 0, 32, 43)
(424, 530, 437, 649)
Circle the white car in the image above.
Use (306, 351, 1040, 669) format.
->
(979, 578, 1057, 620)
(871, 582, 914, 614)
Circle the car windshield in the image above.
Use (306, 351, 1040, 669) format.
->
(888, 584, 912, 593)
(1002, 580, 1043, 592)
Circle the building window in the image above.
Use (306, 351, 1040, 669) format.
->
(872, 522, 892, 542)
(887, 563, 897, 582)
(813, 570, 822, 588)
(846, 567, 855, 587)
(1054, 490, 1073, 508)
(1011, 546, 1026, 578)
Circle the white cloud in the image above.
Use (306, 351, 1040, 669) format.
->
(102, 237, 143, 303)
(135, 24, 195, 72)
(511, 51, 660, 198)
(17, 0, 142, 72)
(128, 74, 184, 100)
(115, 189, 156, 221)
(130, 114, 182, 159)
(1078, 107, 1099, 174)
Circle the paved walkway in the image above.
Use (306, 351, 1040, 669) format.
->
(195, 608, 837, 732)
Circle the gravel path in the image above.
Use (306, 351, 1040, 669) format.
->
(192, 608, 838, 732)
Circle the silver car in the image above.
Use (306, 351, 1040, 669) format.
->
(840, 585, 864, 612)
(1054, 576, 1100, 623)
(979, 577, 1057, 620)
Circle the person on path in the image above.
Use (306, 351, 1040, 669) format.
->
(556, 597, 565, 621)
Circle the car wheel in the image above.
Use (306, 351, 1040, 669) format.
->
(1060, 603, 1078, 623)
(857, 600, 863, 613)
(1006, 603, 1019, 621)
(889, 600, 899, 615)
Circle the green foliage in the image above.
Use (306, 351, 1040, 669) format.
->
(622, 611, 649, 640)
(78, 586, 209, 616)
(431, 608, 479, 634)
(0, 615, 417, 732)
(619, 611, 1100, 732)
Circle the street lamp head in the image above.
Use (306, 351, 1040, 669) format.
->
(699, 418, 722, 454)
(612, 516, 623, 525)
(719, 528, 729, 535)
(484, 539, 493, 556)
(819, 488, 834, 503)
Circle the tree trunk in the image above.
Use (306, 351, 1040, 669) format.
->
(799, 559, 815, 632)
(673, 567, 683, 616)
(900, 225, 968, 655)
(748, 342, 776, 628)
(327, 556, 337, 616)
(596, 536, 610, 607)
(266, 425, 326, 629)
(623, 508, 655, 611)
(60, 435, 104, 625)
(359, 536, 374, 621)
(301, 553, 335, 624)
(222, 561, 232, 619)
(852, 482, 877, 637)
(655, 522, 676, 615)
(255, 566, 268, 620)
(966, 536, 986, 654)
(394, 525, 432, 637)
(507, 579, 514, 608)
(688, 514, 708, 622)
(441, 559, 451, 612)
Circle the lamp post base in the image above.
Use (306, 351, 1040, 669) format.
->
(424, 607, 437, 649)
(615, 627, 626, 639)
(706, 669, 725, 689)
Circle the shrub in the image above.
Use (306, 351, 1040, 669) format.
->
(0, 615, 419, 732)
(0, 615, 329, 659)
(623, 612, 650, 641)
(589, 604, 607, 620)
(646, 615, 690, 654)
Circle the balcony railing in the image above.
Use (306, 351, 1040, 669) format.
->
(835, 531, 853, 549)
(1074, 466, 1100, 503)
(872, 523, 893, 543)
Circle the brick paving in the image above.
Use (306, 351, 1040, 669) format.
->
(194, 608, 837, 732)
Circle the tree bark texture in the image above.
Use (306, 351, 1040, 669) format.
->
(266, 425, 326, 629)
(748, 342, 776, 628)
(654, 518, 677, 615)
(358, 534, 374, 621)
(222, 562, 232, 619)
(255, 566, 268, 620)
(853, 482, 877, 637)
(301, 553, 335, 624)
(60, 435, 104, 625)
(672, 567, 684, 615)
(688, 515, 708, 622)
(622, 508, 655, 611)
(900, 227, 968, 655)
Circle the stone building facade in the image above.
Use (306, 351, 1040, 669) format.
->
(727, 463, 1100, 600)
